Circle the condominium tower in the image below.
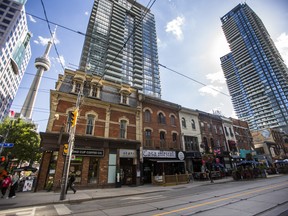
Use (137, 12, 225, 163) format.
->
(79, 0, 161, 98)
(0, 0, 31, 121)
(220, 3, 288, 132)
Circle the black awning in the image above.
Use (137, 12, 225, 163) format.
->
(149, 159, 185, 163)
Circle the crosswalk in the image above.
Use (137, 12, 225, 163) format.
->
(0, 204, 71, 216)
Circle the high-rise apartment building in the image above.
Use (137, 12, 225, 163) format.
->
(79, 0, 161, 98)
(0, 0, 31, 121)
(220, 3, 288, 133)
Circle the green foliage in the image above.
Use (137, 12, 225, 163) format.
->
(0, 118, 41, 163)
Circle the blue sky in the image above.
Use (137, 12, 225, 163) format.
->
(11, 0, 288, 132)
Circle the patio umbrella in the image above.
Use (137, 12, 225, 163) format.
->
(13, 166, 38, 172)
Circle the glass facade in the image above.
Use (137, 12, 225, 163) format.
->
(0, 0, 31, 121)
(220, 3, 288, 132)
(79, 0, 161, 98)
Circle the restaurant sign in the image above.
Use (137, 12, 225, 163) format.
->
(143, 150, 176, 158)
(73, 148, 104, 157)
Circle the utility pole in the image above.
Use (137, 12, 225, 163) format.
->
(60, 92, 81, 201)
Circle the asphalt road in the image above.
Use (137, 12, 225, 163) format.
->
(1, 175, 288, 216)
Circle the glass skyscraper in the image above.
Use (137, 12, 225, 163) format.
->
(220, 3, 288, 132)
(0, 0, 31, 121)
(79, 0, 161, 98)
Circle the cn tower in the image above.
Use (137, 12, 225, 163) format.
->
(20, 29, 56, 119)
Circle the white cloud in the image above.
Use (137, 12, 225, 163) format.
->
(275, 32, 288, 65)
(165, 16, 185, 40)
(28, 15, 36, 23)
(198, 85, 223, 97)
(206, 71, 226, 84)
(35, 35, 60, 46)
(57, 55, 66, 67)
(157, 37, 167, 48)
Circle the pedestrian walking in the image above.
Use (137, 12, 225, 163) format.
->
(1, 174, 12, 198)
(66, 172, 76, 194)
(8, 172, 19, 198)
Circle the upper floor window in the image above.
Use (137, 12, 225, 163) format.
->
(121, 94, 129, 105)
(170, 115, 176, 126)
(172, 133, 177, 142)
(120, 120, 127, 138)
(191, 119, 196, 130)
(74, 82, 81, 93)
(86, 115, 95, 135)
(145, 129, 152, 147)
(90, 85, 99, 98)
(181, 117, 186, 128)
(144, 110, 151, 122)
(158, 112, 166, 124)
(224, 127, 229, 136)
(229, 127, 234, 137)
(213, 125, 217, 134)
(160, 131, 166, 148)
(219, 126, 223, 134)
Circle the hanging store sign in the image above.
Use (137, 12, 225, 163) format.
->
(72, 148, 104, 157)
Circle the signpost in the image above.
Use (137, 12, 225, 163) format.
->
(0, 143, 14, 148)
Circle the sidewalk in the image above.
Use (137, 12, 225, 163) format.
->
(0, 175, 282, 209)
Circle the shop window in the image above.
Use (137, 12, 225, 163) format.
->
(108, 153, 116, 183)
(120, 120, 127, 138)
(144, 109, 151, 122)
(70, 156, 83, 184)
(88, 158, 98, 183)
(86, 115, 95, 135)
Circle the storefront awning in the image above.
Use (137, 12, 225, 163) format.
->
(149, 159, 185, 163)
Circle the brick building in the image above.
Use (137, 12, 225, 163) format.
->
(36, 69, 141, 191)
(139, 95, 185, 183)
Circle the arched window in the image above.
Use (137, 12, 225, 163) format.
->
(191, 119, 196, 129)
(160, 131, 166, 148)
(120, 120, 127, 138)
(144, 109, 151, 122)
(145, 129, 152, 147)
(181, 117, 186, 128)
(86, 115, 95, 135)
(158, 112, 166, 124)
(170, 115, 176, 126)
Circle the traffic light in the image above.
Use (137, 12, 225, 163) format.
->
(63, 144, 68, 155)
(0, 156, 5, 162)
(70, 109, 78, 127)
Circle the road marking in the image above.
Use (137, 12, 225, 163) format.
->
(0, 207, 38, 216)
(54, 204, 72, 215)
(122, 195, 164, 200)
(153, 182, 288, 216)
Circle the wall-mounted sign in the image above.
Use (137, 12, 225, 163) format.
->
(143, 150, 176, 158)
(73, 148, 104, 157)
(119, 149, 136, 158)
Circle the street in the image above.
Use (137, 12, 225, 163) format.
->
(0, 175, 287, 216)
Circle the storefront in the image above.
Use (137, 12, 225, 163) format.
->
(142, 149, 186, 184)
(36, 132, 140, 191)
(185, 151, 202, 173)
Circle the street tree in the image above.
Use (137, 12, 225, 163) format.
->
(0, 118, 41, 164)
